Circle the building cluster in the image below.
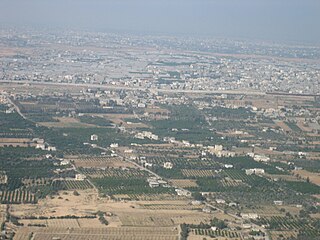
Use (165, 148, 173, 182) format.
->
(1, 29, 319, 95)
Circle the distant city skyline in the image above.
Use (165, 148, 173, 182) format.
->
(0, 0, 319, 45)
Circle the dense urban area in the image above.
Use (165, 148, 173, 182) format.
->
(0, 28, 319, 240)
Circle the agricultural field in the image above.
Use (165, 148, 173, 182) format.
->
(285, 121, 303, 132)
(169, 179, 199, 188)
(39, 117, 98, 128)
(78, 115, 114, 127)
(138, 200, 204, 211)
(52, 180, 93, 190)
(72, 156, 136, 169)
(254, 216, 320, 239)
(190, 228, 242, 239)
(0, 190, 36, 204)
(0, 111, 34, 138)
(14, 226, 180, 240)
(91, 176, 173, 197)
(1, 76, 320, 239)
(80, 168, 145, 178)
(181, 169, 215, 178)
(293, 169, 320, 185)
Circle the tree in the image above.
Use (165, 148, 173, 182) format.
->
(193, 192, 205, 201)
(210, 217, 227, 229)
(180, 223, 189, 240)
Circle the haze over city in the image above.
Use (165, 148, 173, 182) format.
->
(0, 1, 320, 240)
(0, 0, 320, 44)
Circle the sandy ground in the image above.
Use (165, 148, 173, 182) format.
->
(9, 189, 231, 228)
(39, 117, 100, 128)
(89, 113, 150, 129)
(169, 179, 199, 188)
(72, 157, 137, 168)
(275, 121, 292, 132)
(293, 170, 320, 186)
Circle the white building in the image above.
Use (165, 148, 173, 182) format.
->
(163, 162, 173, 169)
(274, 200, 283, 206)
(215, 145, 223, 151)
(245, 168, 265, 175)
(110, 143, 119, 148)
(90, 134, 98, 141)
(224, 164, 234, 169)
(216, 199, 226, 204)
(175, 189, 191, 197)
(149, 181, 160, 188)
(60, 159, 70, 166)
(241, 213, 259, 220)
(254, 155, 270, 162)
(36, 144, 46, 150)
(47, 146, 56, 151)
(75, 174, 86, 181)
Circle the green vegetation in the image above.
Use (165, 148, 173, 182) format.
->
(92, 177, 172, 196)
(294, 159, 320, 173)
(254, 216, 320, 238)
(78, 115, 113, 127)
(146, 104, 219, 143)
(215, 156, 287, 174)
(205, 106, 255, 119)
(97, 211, 108, 225)
(285, 121, 302, 132)
(0, 111, 34, 137)
(52, 180, 93, 190)
(26, 113, 59, 122)
(283, 181, 320, 194)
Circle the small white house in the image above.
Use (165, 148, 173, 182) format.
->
(90, 134, 98, 141)
(216, 199, 226, 204)
(254, 155, 270, 162)
(60, 159, 70, 166)
(224, 164, 233, 169)
(75, 174, 86, 181)
(241, 213, 259, 220)
(245, 168, 265, 175)
(175, 189, 192, 197)
(110, 143, 119, 148)
(149, 181, 160, 188)
(274, 200, 283, 206)
(163, 162, 173, 169)
(36, 144, 46, 150)
(47, 146, 56, 151)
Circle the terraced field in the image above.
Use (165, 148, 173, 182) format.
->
(14, 226, 180, 240)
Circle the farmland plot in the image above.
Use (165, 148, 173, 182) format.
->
(169, 179, 198, 188)
(14, 226, 179, 240)
(190, 228, 242, 239)
(80, 168, 146, 179)
(0, 190, 36, 204)
(52, 180, 93, 190)
(73, 156, 136, 168)
(181, 169, 215, 178)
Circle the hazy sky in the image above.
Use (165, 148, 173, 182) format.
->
(0, 0, 319, 45)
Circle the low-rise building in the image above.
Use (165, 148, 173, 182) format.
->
(163, 162, 173, 169)
(245, 168, 265, 175)
(241, 213, 259, 219)
(90, 134, 98, 141)
(75, 174, 86, 181)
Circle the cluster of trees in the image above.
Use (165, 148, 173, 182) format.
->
(97, 211, 108, 225)
(210, 217, 227, 229)
(180, 223, 189, 240)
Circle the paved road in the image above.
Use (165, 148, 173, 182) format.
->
(95, 145, 163, 179)
(0, 80, 266, 96)
(4, 93, 28, 120)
